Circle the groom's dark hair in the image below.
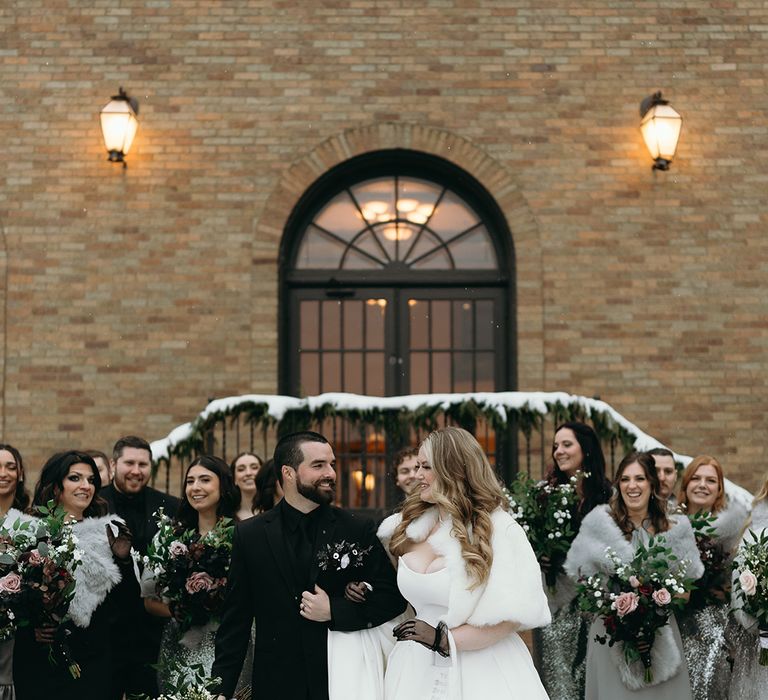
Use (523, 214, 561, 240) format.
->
(273, 431, 329, 485)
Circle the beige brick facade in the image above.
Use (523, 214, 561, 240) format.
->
(2, 1, 767, 490)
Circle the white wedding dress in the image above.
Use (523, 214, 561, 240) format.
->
(384, 557, 548, 700)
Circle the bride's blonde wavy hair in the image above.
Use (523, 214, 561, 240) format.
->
(389, 426, 507, 589)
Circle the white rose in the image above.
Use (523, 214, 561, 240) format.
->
(740, 570, 758, 596)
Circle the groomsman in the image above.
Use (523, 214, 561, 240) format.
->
(101, 435, 180, 700)
(649, 447, 679, 507)
(392, 446, 419, 496)
(212, 431, 406, 700)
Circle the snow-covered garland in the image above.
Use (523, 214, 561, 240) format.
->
(149, 391, 752, 509)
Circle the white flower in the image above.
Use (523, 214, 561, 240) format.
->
(340, 553, 350, 569)
(594, 591, 602, 598)
(547, 533, 554, 540)
(561, 498, 568, 505)
(555, 531, 562, 538)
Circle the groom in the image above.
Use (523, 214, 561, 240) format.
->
(212, 431, 406, 700)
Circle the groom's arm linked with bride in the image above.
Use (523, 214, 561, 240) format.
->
(210, 431, 407, 700)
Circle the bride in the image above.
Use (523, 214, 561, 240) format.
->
(378, 427, 550, 699)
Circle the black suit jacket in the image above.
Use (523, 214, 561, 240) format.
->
(100, 483, 180, 554)
(100, 484, 181, 646)
(211, 504, 406, 700)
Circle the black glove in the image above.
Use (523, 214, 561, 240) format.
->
(106, 520, 133, 561)
(344, 581, 371, 603)
(393, 618, 449, 656)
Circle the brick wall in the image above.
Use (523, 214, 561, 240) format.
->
(1, 1, 767, 491)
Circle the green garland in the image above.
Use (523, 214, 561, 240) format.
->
(154, 394, 640, 472)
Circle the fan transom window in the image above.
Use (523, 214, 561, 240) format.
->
(295, 176, 498, 271)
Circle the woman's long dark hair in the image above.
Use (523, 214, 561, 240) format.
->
(176, 455, 239, 530)
(253, 459, 278, 513)
(0, 443, 30, 511)
(546, 421, 612, 519)
(32, 451, 107, 518)
(610, 451, 669, 538)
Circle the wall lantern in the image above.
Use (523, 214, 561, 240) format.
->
(639, 91, 682, 171)
(99, 87, 139, 167)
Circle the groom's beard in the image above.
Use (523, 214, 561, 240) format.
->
(297, 475, 336, 505)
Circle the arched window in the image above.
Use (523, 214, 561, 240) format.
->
(279, 150, 515, 511)
(295, 176, 498, 271)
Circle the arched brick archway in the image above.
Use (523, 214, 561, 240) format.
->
(250, 123, 543, 392)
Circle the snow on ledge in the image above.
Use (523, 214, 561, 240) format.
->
(149, 391, 754, 509)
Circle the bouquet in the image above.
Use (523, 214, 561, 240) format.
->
(576, 536, 693, 686)
(144, 510, 234, 637)
(140, 659, 221, 700)
(0, 502, 83, 678)
(732, 528, 768, 665)
(506, 471, 581, 590)
(686, 510, 730, 609)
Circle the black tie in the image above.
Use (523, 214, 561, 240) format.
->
(296, 517, 314, 583)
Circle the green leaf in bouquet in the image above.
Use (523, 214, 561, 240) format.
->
(37, 541, 50, 557)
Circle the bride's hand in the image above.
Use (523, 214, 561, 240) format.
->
(344, 581, 370, 603)
(393, 618, 449, 655)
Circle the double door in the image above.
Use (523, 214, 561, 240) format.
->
(286, 286, 508, 511)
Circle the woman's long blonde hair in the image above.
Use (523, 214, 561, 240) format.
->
(389, 427, 507, 589)
(755, 475, 768, 504)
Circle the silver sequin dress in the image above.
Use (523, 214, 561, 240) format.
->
(158, 620, 253, 695)
(678, 499, 748, 700)
(729, 500, 768, 700)
(539, 573, 586, 700)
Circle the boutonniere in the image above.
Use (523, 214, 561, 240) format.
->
(316, 540, 372, 571)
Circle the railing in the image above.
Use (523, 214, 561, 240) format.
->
(150, 391, 687, 516)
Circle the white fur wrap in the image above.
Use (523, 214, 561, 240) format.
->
(68, 515, 124, 628)
(607, 622, 681, 690)
(564, 504, 704, 582)
(377, 507, 551, 630)
(564, 505, 703, 689)
(709, 495, 750, 558)
(732, 499, 768, 630)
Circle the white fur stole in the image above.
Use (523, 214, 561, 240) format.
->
(69, 515, 124, 628)
(605, 621, 682, 690)
(564, 504, 704, 581)
(709, 496, 750, 557)
(732, 500, 768, 629)
(378, 507, 551, 630)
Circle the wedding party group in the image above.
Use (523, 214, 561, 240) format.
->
(0, 421, 765, 700)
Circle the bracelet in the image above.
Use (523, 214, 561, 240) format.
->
(432, 621, 450, 657)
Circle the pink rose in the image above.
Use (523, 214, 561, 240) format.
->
(27, 550, 42, 566)
(628, 575, 640, 588)
(0, 572, 21, 594)
(612, 591, 640, 618)
(185, 571, 214, 594)
(740, 570, 758, 596)
(652, 587, 672, 606)
(169, 541, 188, 557)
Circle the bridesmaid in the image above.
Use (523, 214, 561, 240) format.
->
(230, 452, 262, 521)
(538, 422, 612, 700)
(0, 444, 30, 700)
(730, 474, 768, 700)
(676, 455, 746, 700)
(565, 451, 703, 700)
(145, 455, 240, 692)
(13, 451, 131, 700)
